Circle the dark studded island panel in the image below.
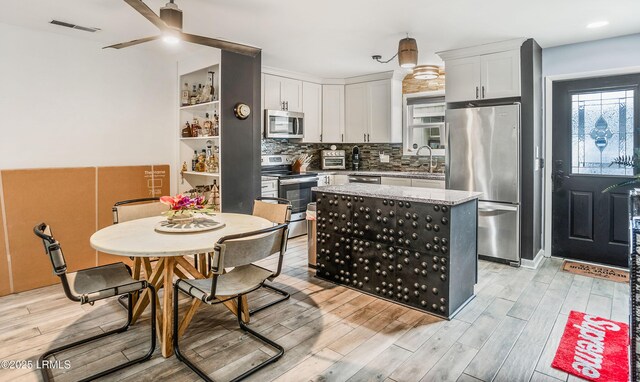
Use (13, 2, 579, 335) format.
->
(314, 189, 479, 319)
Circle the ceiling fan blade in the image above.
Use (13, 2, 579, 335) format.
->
(103, 35, 160, 49)
(181, 33, 260, 57)
(124, 0, 168, 31)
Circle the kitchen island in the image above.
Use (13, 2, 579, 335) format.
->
(312, 184, 481, 319)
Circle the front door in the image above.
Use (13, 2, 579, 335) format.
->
(552, 74, 640, 267)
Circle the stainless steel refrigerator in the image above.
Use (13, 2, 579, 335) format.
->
(446, 104, 520, 264)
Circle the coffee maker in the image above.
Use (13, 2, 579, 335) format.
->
(351, 146, 360, 170)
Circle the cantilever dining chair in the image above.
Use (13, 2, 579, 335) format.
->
(173, 223, 289, 381)
(33, 223, 156, 382)
(250, 196, 292, 315)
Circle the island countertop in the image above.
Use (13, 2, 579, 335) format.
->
(313, 184, 482, 206)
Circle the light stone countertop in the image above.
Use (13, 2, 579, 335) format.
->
(312, 184, 481, 206)
(314, 170, 445, 180)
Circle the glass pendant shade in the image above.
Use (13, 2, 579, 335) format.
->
(398, 37, 418, 68)
(413, 65, 440, 80)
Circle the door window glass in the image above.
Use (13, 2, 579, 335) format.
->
(571, 89, 635, 175)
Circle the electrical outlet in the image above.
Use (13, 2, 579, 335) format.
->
(380, 153, 390, 163)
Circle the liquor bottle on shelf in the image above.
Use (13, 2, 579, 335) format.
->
(181, 83, 190, 106)
(205, 142, 215, 173)
(212, 180, 221, 211)
(190, 85, 197, 105)
(207, 71, 215, 102)
(213, 112, 220, 136)
(203, 113, 213, 136)
(191, 150, 198, 171)
(195, 150, 206, 172)
(181, 121, 192, 137)
(190, 117, 201, 137)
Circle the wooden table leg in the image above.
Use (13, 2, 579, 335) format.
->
(132, 258, 165, 325)
(161, 257, 175, 358)
(131, 258, 142, 305)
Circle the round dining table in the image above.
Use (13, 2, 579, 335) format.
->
(90, 213, 274, 358)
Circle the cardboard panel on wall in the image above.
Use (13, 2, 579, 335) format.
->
(96, 166, 154, 265)
(151, 165, 171, 197)
(0, 174, 11, 297)
(3, 168, 97, 292)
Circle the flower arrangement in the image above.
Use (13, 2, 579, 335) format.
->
(160, 194, 215, 221)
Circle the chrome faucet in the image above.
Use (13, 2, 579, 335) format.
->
(415, 145, 436, 173)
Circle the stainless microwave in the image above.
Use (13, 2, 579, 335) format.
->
(264, 110, 304, 139)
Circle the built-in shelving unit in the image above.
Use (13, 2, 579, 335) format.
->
(178, 64, 222, 206)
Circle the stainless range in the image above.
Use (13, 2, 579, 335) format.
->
(261, 155, 318, 237)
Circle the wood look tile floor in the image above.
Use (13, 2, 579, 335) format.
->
(0, 236, 630, 382)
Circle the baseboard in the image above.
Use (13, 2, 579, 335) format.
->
(521, 249, 545, 269)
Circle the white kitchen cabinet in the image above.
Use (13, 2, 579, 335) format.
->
(263, 74, 302, 112)
(261, 179, 278, 197)
(381, 177, 411, 187)
(444, 56, 481, 103)
(411, 178, 445, 189)
(302, 82, 322, 142)
(344, 79, 400, 144)
(322, 85, 345, 143)
(480, 50, 521, 100)
(333, 174, 349, 185)
(345, 83, 368, 143)
(443, 50, 521, 103)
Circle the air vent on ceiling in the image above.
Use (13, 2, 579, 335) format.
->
(50, 20, 101, 33)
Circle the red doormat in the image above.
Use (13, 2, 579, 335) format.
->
(552, 311, 629, 382)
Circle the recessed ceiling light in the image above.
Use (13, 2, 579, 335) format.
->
(587, 21, 609, 29)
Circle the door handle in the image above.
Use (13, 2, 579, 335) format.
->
(551, 160, 570, 191)
(475, 87, 479, 99)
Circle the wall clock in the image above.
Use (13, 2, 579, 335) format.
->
(233, 103, 251, 120)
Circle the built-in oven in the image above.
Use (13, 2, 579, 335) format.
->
(265, 110, 304, 139)
(278, 175, 318, 237)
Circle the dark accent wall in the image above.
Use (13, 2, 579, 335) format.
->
(520, 39, 544, 261)
(221, 51, 262, 213)
(262, 139, 445, 172)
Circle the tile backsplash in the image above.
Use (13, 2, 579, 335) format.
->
(261, 139, 445, 172)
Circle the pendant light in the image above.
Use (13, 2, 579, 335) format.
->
(372, 34, 418, 69)
(413, 65, 440, 80)
(397, 37, 418, 68)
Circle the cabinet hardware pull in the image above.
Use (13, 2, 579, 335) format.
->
(367, 133, 370, 142)
(482, 86, 485, 99)
(341, 133, 344, 142)
(285, 101, 289, 110)
(364, 133, 366, 141)
(475, 87, 479, 99)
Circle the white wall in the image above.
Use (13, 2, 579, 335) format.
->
(543, 33, 640, 77)
(0, 22, 177, 189)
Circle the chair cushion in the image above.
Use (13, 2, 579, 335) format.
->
(66, 263, 145, 303)
(176, 264, 272, 303)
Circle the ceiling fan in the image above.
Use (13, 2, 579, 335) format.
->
(104, 0, 260, 56)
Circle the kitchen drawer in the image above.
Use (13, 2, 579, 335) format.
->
(261, 190, 278, 198)
(411, 179, 445, 189)
(381, 177, 411, 187)
(261, 180, 277, 193)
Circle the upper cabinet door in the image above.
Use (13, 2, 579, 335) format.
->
(322, 85, 345, 143)
(302, 82, 322, 143)
(367, 80, 392, 143)
(444, 56, 481, 103)
(345, 83, 368, 143)
(281, 78, 303, 112)
(263, 74, 283, 110)
(480, 50, 521, 100)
